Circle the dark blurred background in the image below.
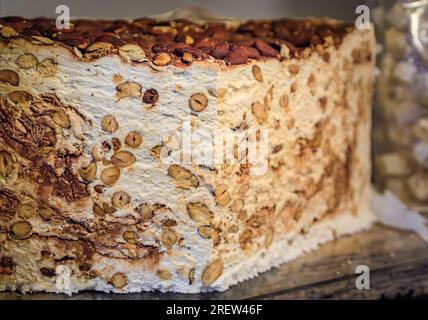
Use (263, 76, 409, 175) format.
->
(0, 0, 363, 21)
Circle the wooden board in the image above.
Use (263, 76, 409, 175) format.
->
(1, 224, 428, 300)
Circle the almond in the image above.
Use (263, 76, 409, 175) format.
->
(215, 184, 231, 207)
(31, 35, 54, 45)
(252, 65, 263, 82)
(252, 101, 267, 124)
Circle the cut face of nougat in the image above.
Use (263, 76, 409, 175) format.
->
(0, 17, 375, 294)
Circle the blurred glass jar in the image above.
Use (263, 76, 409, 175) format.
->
(372, 0, 428, 209)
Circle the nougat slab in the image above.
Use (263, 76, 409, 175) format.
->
(0, 17, 375, 293)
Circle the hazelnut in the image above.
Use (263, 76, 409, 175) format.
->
(288, 64, 300, 75)
(118, 44, 146, 62)
(9, 91, 33, 104)
(123, 230, 138, 244)
(197, 225, 213, 239)
(16, 53, 38, 69)
(93, 203, 105, 216)
(101, 115, 119, 133)
(111, 151, 136, 168)
(201, 260, 223, 286)
(138, 204, 154, 221)
(0, 26, 17, 38)
(116, 82, 142, 99)
(109, 272, 127, 289)
(142, 88, 159, 105)
(10, 221, 32, 239)
(153, 52, 171, 66)
(18, 203, 36, 220)
(85, 42, 113, 58)
(78, 162, 97, 182)
(240, 229, 253, 248)
(37, 59, 58, 77)
(0, 70, 19, 86)
(112, 191, 131, 208)
(252, 65, 263, 82)
(40, 267, 56, 277)
(157, 269, 172, 280)
(161, 229, 178, 249)
(100, 166, 121, 186)
(53, 110, 71, 128)
(182, 52, 193, 64)
(167, 165, 199, 190)
(125, 131, 143, 148)
(111, 137, 121, 152)
(215, 184, 231, 207)
(39, 206, 54, 220)
(186, 202, 212, 224)
(150, 144, 165, 160)
(189, 93, 208, 112)
(230, 199, 244, 213)
(94, 184, 105, 194)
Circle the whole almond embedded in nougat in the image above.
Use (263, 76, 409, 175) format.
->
(0, 16, 375, 294)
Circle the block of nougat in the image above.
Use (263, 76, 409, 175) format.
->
(0, 16, 375, 293)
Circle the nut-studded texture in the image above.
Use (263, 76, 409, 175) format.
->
(0, 16, 354, 66)
(0, 15, 375, 295)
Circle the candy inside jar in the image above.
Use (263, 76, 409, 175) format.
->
(373, 0, 428, 210)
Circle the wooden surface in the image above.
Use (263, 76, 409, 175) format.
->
(1, 224, 428, 300)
